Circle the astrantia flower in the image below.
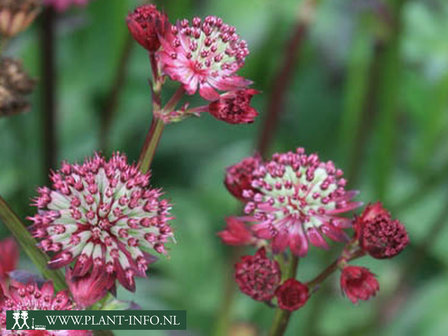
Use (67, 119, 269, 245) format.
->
(0, 281, 91, 335)
(340, 266, 379, 304)
(217, 217, 254, 246)
(44, 0, 90, 12)
(244, 148, 360, 256)
(66, 268, 111, 308)
(234, 248, 281, 301)
(224, 155, 262, 201)
(0, 238, 19, 277)
(208, 89, 259, 124)
(0, 0, 40, 37)
(29, 152, 173, 292)
(275, 278, 309, 311)
(156, 16, 251, 101)
(355, 202, 409, 259)
(127, 5, 168, 52)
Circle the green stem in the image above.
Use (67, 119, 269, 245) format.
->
(137, 116, 165, 174)
(268, 255, 299, 336)
(0, 196, 66, 290)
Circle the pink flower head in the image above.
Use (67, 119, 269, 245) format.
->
(234, 248, 281, 301)
(156, 16, 251, 101)
(224, 154, 263, 201)
(355, 202, 409, 259)
(44, 0, 90, 12)
(217, 217, 254, 246)
(29, 152, 174, 292)
(66, 267, 111, 308)
(275, 278, 309, 311)
(0, 238, 19, 277)
(340, 265, 379, 304)
(127, 5, 169, 52)
(243, 148, 361, 257)
(0, 281, 92, 335)
(209, 89, 259, 124)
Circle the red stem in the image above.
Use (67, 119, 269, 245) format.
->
(257, 22, 307, 157)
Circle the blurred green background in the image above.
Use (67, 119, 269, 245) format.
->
(1, 0, 448, 335)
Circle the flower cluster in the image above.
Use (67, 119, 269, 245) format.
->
(223, 147, 360, 256)
(234, 248, 309, 311)
(221, 147, 409, 310)
(126, 5, 259, 124)
(29, 152, 174, 292)
(0, 281, 92, 335)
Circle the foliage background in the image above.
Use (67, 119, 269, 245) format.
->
(1, 0, 448, 335)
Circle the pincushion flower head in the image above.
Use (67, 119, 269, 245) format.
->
(29, 152, 174, 292)
(243, 147, 361, 257)
(156, 15, 252, 101)
(127, 4, 168, 52)
(355, 202, 409, 259)
(234, 248, 281, 301)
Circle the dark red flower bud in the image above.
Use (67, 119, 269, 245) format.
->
(340, 266, 379, 304)
(275, 278, 309, 311)
(217, 217, 254, 246)
(234, 248, 281, 301)
(355, 202, 409, 259)
(224, 155, 262, 201)
(209, 89, 259, 124)
(126, 5, 168, 52)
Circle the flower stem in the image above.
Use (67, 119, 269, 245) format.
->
(0, 196, 66, 290)
(163, 86, 185, 113)
(137, 116, 164, 174)
(306, 259, 339, 290)
(268, 255, 299, 336)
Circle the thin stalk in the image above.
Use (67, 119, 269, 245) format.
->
(0, 196, 66, 290)
(268, 256, 299, 336)
(257, 19, 307, 158)
(137, 116, 164, 174)
(307, 259, 339, 290)
(41, 7, 57, 182)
